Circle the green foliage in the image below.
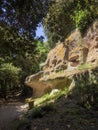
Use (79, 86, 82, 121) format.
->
(35, 40, 50, 66)
(26, 88, 69, 119)
(41, 103, 56, 112)
(0, 25, 35, 60)
(73, 10, 90, 30)
(30, 107, 43, 118)
(0, 57, 4, 64)
(72, 0, 97, 33)
(27, 88, 69, 109)
(28, 103, 56, 119)
(0, 63, 21, 81)
(0, 4, 53, 92)
(13, 117, 29, 130)
(34, 88, 69, 106)
(78, 84, 98, 110)
(0, 0, 53, 39)
(74, 68, 98, 109)
(43, 0, 75, 47)
(0, 24, 49, 98)
(43, 0, 98, 45)
(0, 25, 34, 97)
(0, 63, 21, 98)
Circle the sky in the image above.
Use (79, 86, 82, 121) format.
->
(36, 24, 47, 42)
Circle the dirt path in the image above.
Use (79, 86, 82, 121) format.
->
(0, 102, 28, 130)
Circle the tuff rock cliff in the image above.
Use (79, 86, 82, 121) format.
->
(25, 20, 98, 99)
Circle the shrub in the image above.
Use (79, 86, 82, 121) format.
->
(73, 10, 90, 31)
(41, 103, 56, 112)
(30, 107, 43, 118)
(28, 103, 56, 119)
(0, 63, 21, 98)
(34, 88, 69, 106)
(72, 0, 97, 33)
(74, 68, 98, 109)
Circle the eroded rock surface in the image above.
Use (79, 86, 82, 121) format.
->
(25, 20, 98, 98)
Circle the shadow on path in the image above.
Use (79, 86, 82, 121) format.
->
(0, 101, 28, 130)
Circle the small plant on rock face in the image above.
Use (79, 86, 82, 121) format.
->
(72, 0, 96, 34)
(78, 63, 93, 70)
(73, 9, 90, 32)
(34, 88, 69, 106)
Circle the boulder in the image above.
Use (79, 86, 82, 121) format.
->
(25, 72, 71, 98)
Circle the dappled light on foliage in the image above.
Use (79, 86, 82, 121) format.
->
(0, 24, 49, 98)
(0, 0, 53, 39)
(0, 63, 21, 98)
(43, 0, 98, 46)
(0, 0, 98, 130)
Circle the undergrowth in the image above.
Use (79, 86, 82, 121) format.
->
(25, 87, 69, 120)
(27, 103, 56, 119)
(34, 88, 69, 106)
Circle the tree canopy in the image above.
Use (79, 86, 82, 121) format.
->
(0, 23, 49, 98)
(0, 0, 53, 39)
(43, 0, 98, 47)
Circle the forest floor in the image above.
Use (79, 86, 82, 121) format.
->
(0, 94, 98, 130)
(0, 95, 28, 130)
(18, 96, 98, 130)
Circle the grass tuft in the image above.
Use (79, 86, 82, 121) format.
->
(34, 88, 69, 106)
(78, 63, 93, 70)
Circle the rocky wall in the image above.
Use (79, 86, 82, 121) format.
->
(25, 20, 98, 99)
